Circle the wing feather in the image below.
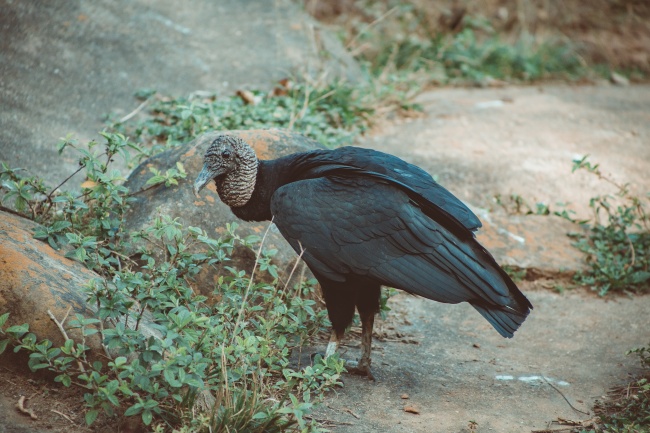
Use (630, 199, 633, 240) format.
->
(271, 176, 522, 313)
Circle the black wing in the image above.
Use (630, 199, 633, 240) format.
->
(270, 175, 531, 337)
(288, 147, 483, 232)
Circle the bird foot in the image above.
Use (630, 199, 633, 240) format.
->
(345, 359, 375, 381)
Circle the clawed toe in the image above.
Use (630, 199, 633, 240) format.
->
(345, 359, 375, 381)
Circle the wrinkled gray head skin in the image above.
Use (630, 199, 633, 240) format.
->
(193, 135, 258, 207)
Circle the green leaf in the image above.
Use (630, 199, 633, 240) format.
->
(30, 362, 50, 370)
(142, 409, 153, 425)
(0, 312, 9, 328)
(33, 228, 49, 240)
(55, 374, 72, 387)
(50, 220, 72, 233)
(0, 339, 9, 355)
(85, 409, 99, 425)
(188, 226, 202, 235)
(6, 324, 29, 337)
(631, 271, 650, 284)
(163, 369, 182, 388)
(124, 404, 142, 417)
(73, 247, 87, 262)
(145, 175, 165, 187)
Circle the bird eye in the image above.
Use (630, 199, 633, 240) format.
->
(222, 149, 232, 159)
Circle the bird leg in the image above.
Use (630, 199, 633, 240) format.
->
(344, 311, 375, 381)
(325, 330, 340, 358)
(323, 321, 375, 380)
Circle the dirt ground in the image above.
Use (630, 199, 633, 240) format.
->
(313, 286, 650, 433)
(2, 83, 648, 433)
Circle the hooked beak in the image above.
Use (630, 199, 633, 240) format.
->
(193, 165, 215, 198)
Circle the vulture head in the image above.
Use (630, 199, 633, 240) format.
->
(193, 135, 258, 207)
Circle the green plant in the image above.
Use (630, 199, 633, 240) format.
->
(337, 2, 587, 85)
(0, 133, 345, 431)
(145, 162, 187, 188)
(567, 156, 650, 295)
(493, 193, 554, 216)
(495, 156, 649, 296)
(113, 79, 379, 153)
(502, 265, 527, 283)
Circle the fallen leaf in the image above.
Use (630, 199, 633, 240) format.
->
(403, 405, 420, 414)
(236, 90, 256, 105)
(271, 78, 293, 97)
(81, 180, 97, 189)
(277, 78, 292, 89)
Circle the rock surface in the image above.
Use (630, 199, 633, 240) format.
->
(123, 129, 323, 295)
(2, 6, 650, 427)
(363, 84, 650, 275)
(0, 0, 360, 189)
(313, 287, 650, 433)
(0, 211, 100, 349)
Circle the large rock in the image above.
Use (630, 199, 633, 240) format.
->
(0, 210, 158, 361)
(474, 209, 587, 277)
(124, 130, 323, 295)
(0, 211, 101, 349)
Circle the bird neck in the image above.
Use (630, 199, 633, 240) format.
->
(226, 155, 302, 222)
(216, 158, 258, 208)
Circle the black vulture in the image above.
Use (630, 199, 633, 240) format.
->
(194, 134, 532, 379)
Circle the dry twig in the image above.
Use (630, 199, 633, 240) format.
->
(541, 375, 589, 415)
(47, 308, 86, 373)
(343, 408, 360, 419)
(119, 96, 153, 123)
(50, 409, 76, 424)
(304, 415, 354, 426)
(531, 417, 599, 433)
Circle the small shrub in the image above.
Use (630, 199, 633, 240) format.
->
(332, 2, 587, 85)
(567, 157, 650, 295)
(112, 79, 378, 152)
(494, 156, 649, 296)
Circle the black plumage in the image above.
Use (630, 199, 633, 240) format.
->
(194, 134, 532, 378)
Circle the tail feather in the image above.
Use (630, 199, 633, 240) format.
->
(472, 302, 530, 338)
(470, 257, 533, 338)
